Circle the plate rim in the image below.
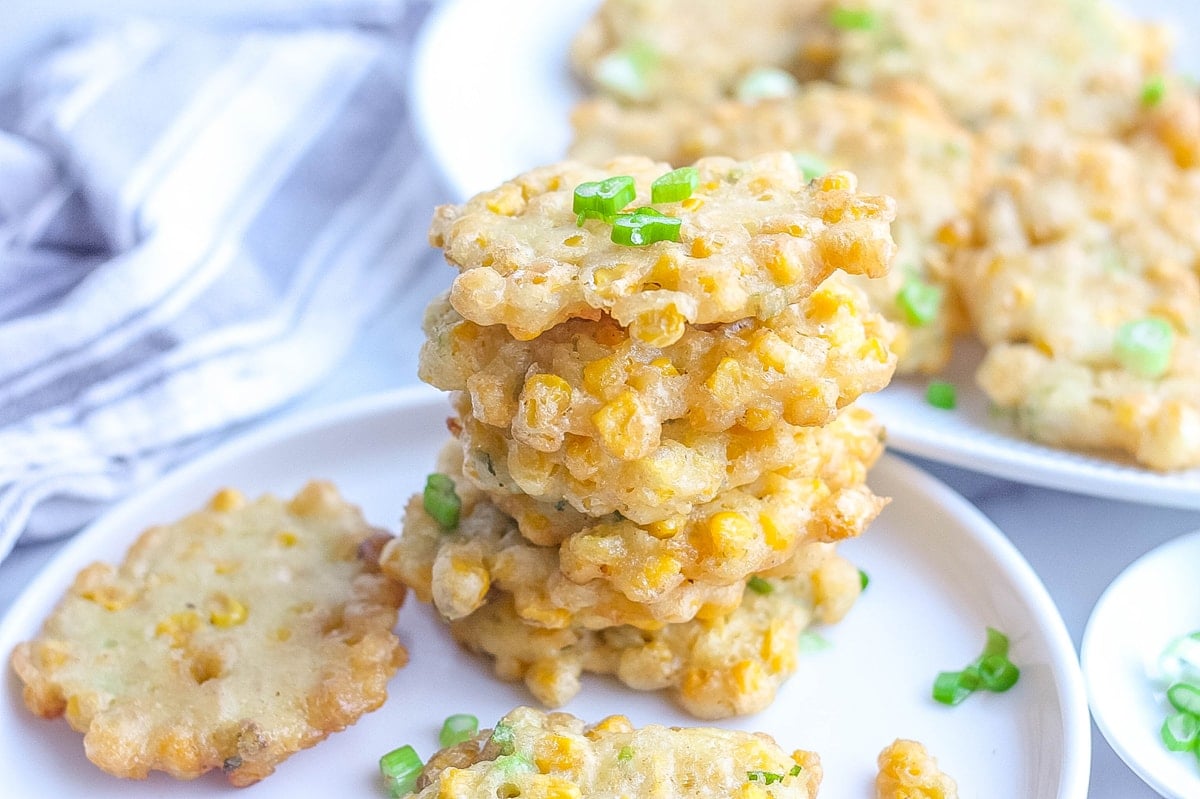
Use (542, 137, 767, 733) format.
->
(1, 385, 1090, 798)
(1081, 529, 1200, 799)
(409, 0, 1200, 511)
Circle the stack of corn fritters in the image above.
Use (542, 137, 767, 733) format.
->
(382, 152, 900, 718)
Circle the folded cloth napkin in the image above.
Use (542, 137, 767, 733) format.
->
(0, 1, 441, 561)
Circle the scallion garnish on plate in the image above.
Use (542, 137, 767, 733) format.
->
(932, 626, 1020, 706)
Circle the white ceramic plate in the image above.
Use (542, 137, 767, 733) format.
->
(410, 0, 1200, 510)
(0, 387, 1088, 797)
(1082, 530, 1200, 799)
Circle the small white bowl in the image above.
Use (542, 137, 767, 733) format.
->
(1083, 530, 1200, 799)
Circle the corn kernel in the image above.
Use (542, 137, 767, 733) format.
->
(208, 488, 245, 512)
(730, 659, 765, 695)
(705, 358, 747, 407)
(586, 714, 633, 738)
(858, 337, 890, 363)
(680, 667, 710, 698)
(536, 776, 583, 799)
(741, 407, 777, 431)
(758, 513, 793, 551)
(807, 285, 847, 322)
(646, 518, 683, 539)
(635, 554, 683, 594)
(682, 196, 705, 212)
(818, 172, 853, 192)
(630, 304, 686, 347)
(156, 610, 202, 647)
(208, 593, 248, 628)
(592, 391, 653, 460)
(705, 511, 756, 559)
(649, 357, 679, 377)
(582, 355, 623, 397)
(535, 733, 583, 773)
(81, 584, 136, 612)
(275, 530, 299, 547)
(437, 768, 472, 799)
(522, 373, 574, 429)
(765, 249, 802, 284)
(563, 234, 583, 247)
(34, 641, 70, 670)
(485, 185, 524, 216)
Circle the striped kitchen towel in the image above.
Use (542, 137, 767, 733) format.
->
(0, 1, 441, 560)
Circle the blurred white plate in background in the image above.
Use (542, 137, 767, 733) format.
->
(410, 0, 1200, 510)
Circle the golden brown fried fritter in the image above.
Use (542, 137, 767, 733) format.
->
(386, 426, 881, 630)
(414, 707, 823, 798)
(10, 482, 407, 786)
(447, 543, 860, 719)
(429, 153, 895, 344)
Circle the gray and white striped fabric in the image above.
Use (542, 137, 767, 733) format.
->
(0, 1, 440, 560)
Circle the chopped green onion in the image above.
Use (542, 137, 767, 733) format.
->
(747, 770, 785, 784)
(747, 576, 774, 595)
(574, 176, 636, 225)
(895, 277, 943, 327)
(1142, 75, 1167, 107)
(423, 473, 461, 530)
(493, 753, 535, 776)
(618, 745, 634, 762)
(792, 153, 828, 181)
(593, 49, 653, 102)
(858, 568, 870, 591)
(1152, 631, 1200, 688)
(491, 722, 516, 756)
(611, 207, 681, 246)
(933, 627, 1020, 706)
(982, 627, 1010, 659)
(439, 714, 479, 748)
(380, 744, 422, 798)
(798, 630, 831, 653)
(1162, 712, 1200, 752)
(735, 67, 799, 102)
(1115, 317, 1175, 379)
(788, 765, 803, 777)
(933, 670, 975, 706)
(1169, 683, 1200, 716)
(926, 380, 957, 410)
(978, 653, 1020, 692)
(829, 7, 878, 30)
(651, 167, 699, 203)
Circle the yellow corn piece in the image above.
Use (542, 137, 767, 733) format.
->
(630, 304, 687, 348)
(522, 374, 574, 427)
(208, 593, 248, 628)
(646, 517, 683, 540)
(534, 733, 584, 774)
(81, 584, 136, 612)
(208, 488, 245, 513)
(156, 610, 202, 647)
(705, 357, 747, 407)
(730, 659, 765, 695)
(275, 530, 299, 548)
(634, 554, 683, 594)
(592, 391, 650, 460)
(758, 512, 794, 551)
(582, 355, 624, 397)
(817, 172, 854, 192)
(705, 511, 756, 559)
